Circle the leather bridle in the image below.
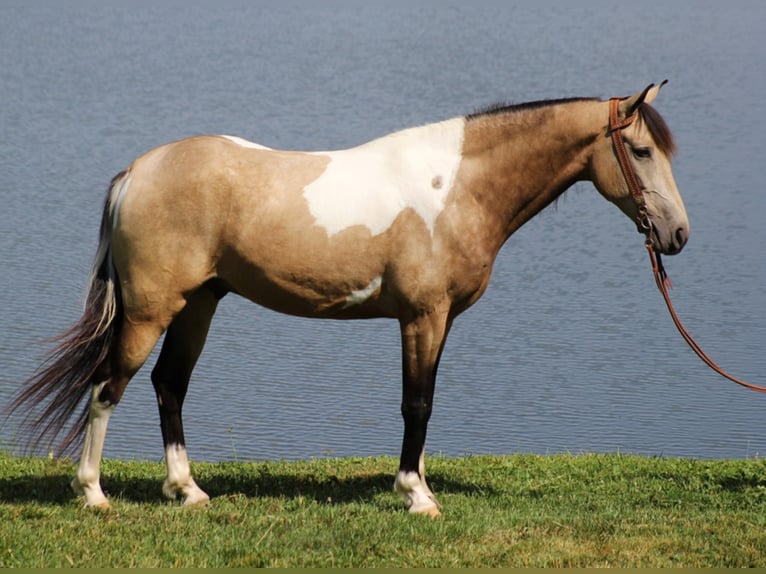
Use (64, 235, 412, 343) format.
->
(609, 97, 652, 235)
(608, 97, 765, 393)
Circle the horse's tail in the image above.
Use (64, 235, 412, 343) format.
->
(6, 171, 129, 456)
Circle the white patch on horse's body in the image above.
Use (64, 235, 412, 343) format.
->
(343, 276, 382, 308)
(220, 135, 272, 150)
(303, 117, 466, 237)
(110, 172, 132, 230)
(162, 443, 210, 505)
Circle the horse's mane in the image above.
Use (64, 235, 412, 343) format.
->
(466, 97, 598, 120)
(466, 97, 676, 157)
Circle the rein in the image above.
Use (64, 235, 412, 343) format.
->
(609, 97, 766, 393)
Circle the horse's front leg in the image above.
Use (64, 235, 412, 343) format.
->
(394, 307, 452, 517)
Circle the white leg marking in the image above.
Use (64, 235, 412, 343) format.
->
(72, 381, 113, 508)
(303, 117, 466, 237)
(394, 448, 440, 516)
(394, 471, 440, 516)
(417, 450, 436, 500)
(343, 276, 382, 308)
(163, 444, 210, 505)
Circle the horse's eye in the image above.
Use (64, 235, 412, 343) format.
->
(633, 147, 652, 159)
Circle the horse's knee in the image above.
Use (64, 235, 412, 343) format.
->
(401, 399, 432, 424)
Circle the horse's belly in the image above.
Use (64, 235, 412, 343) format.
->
(219, 257, 391, 320)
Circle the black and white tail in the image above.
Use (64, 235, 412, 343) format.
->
(6, 171, 128, 455)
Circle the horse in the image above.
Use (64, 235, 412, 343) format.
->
(9, 82, 688, 516)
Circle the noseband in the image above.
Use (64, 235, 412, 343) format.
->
(608, 97, 652, 236)
(608, 97, 766, 393)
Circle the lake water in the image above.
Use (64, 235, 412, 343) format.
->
(1, 1, 764, 464)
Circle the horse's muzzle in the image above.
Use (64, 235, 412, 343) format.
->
(651, 224, 689, 255)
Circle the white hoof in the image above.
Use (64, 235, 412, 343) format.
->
(183, 490, 210, 506)
(394, 470, 441, 517)
(410, 502, 441, 518)
(163, 478, 210, 506)
(72, 476, 110, 509)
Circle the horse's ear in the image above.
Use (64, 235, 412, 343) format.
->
(643, 79, 667, 105)
(619, 80, 668, 117)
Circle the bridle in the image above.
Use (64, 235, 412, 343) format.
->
(608, 97, 766, 393)
(609, 97, 652, 235)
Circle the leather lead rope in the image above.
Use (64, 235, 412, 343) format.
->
(609, 97, 765, 393)
(646, 243, 766, 393)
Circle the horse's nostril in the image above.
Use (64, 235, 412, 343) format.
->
(675, 227, 688, 248)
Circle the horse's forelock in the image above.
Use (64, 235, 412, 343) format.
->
(638, 103, 677, 157)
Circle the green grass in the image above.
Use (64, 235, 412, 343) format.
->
(1, 451, 765, 567)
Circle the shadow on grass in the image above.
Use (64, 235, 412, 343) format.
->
(0, 473, 77, 504)
(714, 472, 766, 493)
(0, 466, 492, 506)
(9, 456, 762, 507)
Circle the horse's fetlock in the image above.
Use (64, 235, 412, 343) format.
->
(70, 475, 85, 496)
(394, 469, 421, 492)
(73, 466, 98, 489)
(72, 474, 109, 507)
(162, 478, 180, 500)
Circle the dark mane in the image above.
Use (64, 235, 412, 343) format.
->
(466, 97, 599, 121)
(466, 97, 676, 157)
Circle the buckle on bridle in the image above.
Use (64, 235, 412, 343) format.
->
(637, 205, 652, 236)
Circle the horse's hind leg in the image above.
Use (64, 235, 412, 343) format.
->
(72, 320, 164, 507)
(151, 285, 221, 505)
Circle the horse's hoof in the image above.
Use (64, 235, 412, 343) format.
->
(182, 488, 211, 506)
(411, 504, 441, 519)
(74, 480, 111, 509)
(183, 495, 210, 507)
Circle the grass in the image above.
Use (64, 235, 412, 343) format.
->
(1, 450, 765, 567)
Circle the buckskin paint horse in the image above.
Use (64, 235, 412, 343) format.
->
(10, 83, 688, 516)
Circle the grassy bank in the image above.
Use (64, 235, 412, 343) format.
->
(1, 451, 765, 567)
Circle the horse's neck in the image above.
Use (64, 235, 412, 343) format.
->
(460, 101, 601, 244)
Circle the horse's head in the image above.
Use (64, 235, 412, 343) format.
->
(590, 82, 689, 255)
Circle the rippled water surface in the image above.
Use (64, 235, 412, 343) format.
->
(1, 1, 764, 463)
